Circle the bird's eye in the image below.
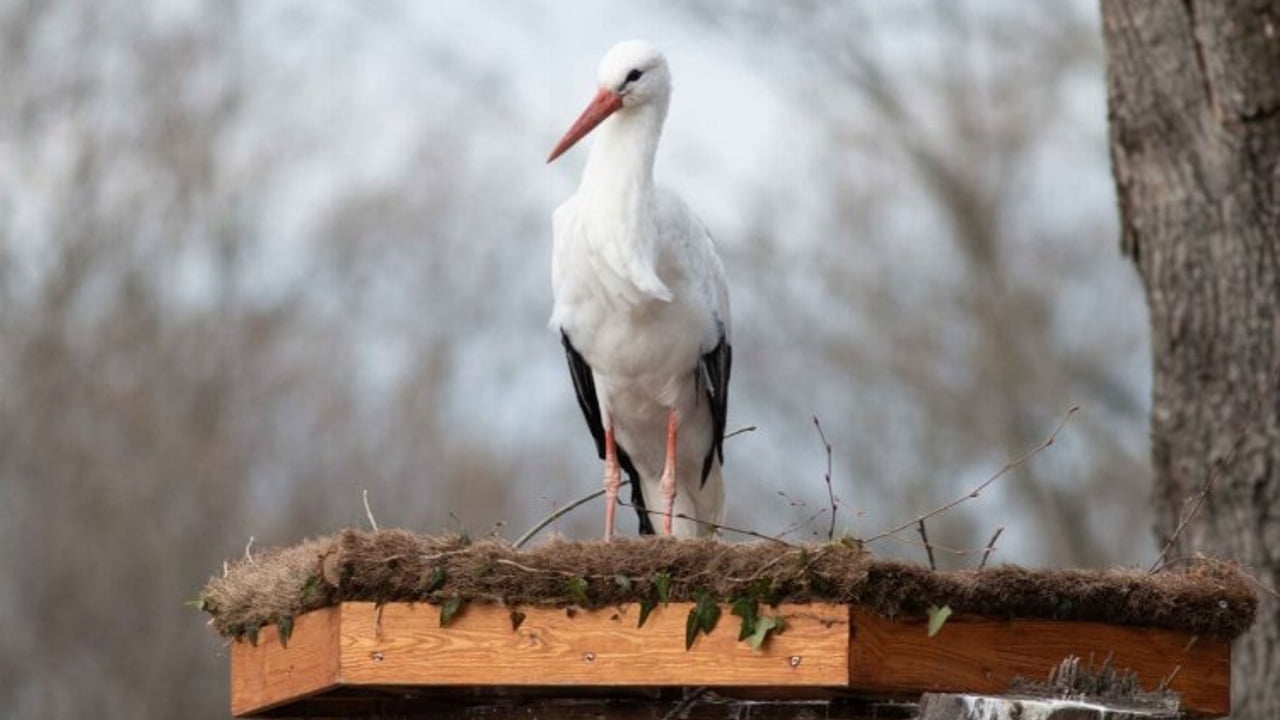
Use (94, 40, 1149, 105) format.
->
(625, 69, 643, 84)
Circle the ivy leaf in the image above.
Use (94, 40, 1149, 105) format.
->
(299, 574, 320, 604)
(440, 597, 465, 627)
(746, 615, 786, 650)
(566, 577, 590, 606)
(614, 574, 633, 593)
(653, 572, 672, 605)
(750, 577, 776, 605)
(730, 596, 759, 641)
(510, 609, 526, 632)
(926, 604, 952, 638)
(424, 566, 447, 593)
(685, 590, 722, 650)
(276, 615, 295, 648)
(638, 594, 657, 628)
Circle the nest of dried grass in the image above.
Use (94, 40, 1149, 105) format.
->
(199, 529, 1257, 642)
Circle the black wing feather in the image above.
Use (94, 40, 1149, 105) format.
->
(699, 331, 732, 486)
(561, 330, 655, 535)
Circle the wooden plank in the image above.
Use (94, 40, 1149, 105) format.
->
(230, 605, 341, 716)
(337, 601, 850, 687)
(848, 609, 1229, 718)
(229, 603, 1231, 718)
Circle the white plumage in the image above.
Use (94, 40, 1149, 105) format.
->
(548, 40, 732, 539)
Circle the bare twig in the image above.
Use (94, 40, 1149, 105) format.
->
(494, 557, 578, 577)
(244, 536, 256, 565)
(620, 500, 796, 546)
(813, 416, 838, 540)
(979, 526, 1005, 570)
(877, 531, 990, 556)
(1146, 449, 1242, 573)
(864, 405, 1078, 544)
(1242, 570, 1280, 600)
(1148, 362, 1280, 573)
(916, 519, 937, 571)
(776, 490, 806, 507)
(514, 482, 627, 549)
(1157, 664, 1182, 692)
(362, 488, 379, 533)
(1148, 377, 1279, 574)
(776, 507, 829, 540)
(723, 425, 757, 440)
(517, 477, 797, 548)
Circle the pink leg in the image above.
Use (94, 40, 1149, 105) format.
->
(603, 424, 620, 541)
(660, 409, 678, 535)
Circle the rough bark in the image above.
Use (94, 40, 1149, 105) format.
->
(1101, 1, 1280, 717)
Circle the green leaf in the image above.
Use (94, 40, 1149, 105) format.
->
(424, 566, 447, 592)
(614, 574, 633, 593)
(300, 574, 320, 604)
(746, 615, 785, 650)
(509, 609, 526, 632)
(750, 577, 775, 604)
(277, 615, 295, 648)
(685, 590, 722, 650)
(730, 596, 759, 641)
(653, 572, 672, 605)
(566, 576, 590, 606)
(684, 606, 700, 650)
(926, 604, 952, 638)
(638, 595, 657, 628)
(440, 597, 464, 627)
(245, 624, 259, 647)
(184, 596, 208, 611)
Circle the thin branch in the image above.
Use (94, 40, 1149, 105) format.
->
(813, 416, 838, 540)
(1241, 570, 1280, 601)
(1152, 362, 1280, 574)
(1147, 448, 1243, 574)
(244, 536, 256, 565)
(362, 488, 379, 533)
(1148, 363, 1280, 573)
(864, 405, 1078, 544)
(916, 519, 937, 571)
(776, 507, 829, 540)
(979, 526, 1005, 570)
(724, 425, 757, 440)
(513, 482, 627, 549)
(877, 531, 992, 557)
(620, 500, 796, 546)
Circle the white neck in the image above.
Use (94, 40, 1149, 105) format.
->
(579, 97, 668, 202)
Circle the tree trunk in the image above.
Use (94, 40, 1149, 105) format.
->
(1101, 1, 1280, 717)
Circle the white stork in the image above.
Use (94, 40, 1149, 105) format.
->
(547, 40, 732, 540)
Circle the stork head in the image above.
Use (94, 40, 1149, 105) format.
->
(547, 40, 670, 163)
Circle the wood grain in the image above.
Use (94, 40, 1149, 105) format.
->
(228, 603, 1231, 718)
(230, 605, 341, 716)
(337, 601, 850, 687)
(848, 609, 1230, 717)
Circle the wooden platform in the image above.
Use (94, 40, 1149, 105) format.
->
(229, 601, 1230, 718)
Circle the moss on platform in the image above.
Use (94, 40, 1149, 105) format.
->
(200, 529, 1256, 642)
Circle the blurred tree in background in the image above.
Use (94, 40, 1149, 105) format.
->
(0, 1, 1152, 717)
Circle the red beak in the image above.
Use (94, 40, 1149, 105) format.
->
(547, 88, 623, 163)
